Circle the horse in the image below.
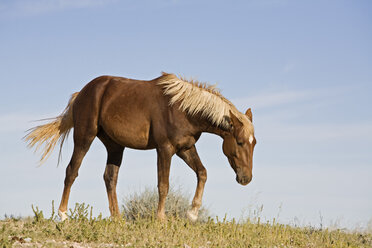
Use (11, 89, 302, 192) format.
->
(25, 72, 256, 221)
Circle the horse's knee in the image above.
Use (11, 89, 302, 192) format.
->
(157, 183, 169, 197)
(103, 164, 119, 190)
(103, 172, 111, 187)
(103, 171, 115, 191)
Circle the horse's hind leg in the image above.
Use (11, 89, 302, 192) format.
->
(177, 145, 207, 222)
(99, 131, 124, 218)
(58, 123, 97, 221)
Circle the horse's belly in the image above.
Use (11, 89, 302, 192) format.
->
(100, 115, 154, 149)
(98, 79, 161, 149)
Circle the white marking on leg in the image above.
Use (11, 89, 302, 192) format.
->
(58, 210, 68, 221)
(187, 209, 198, 222)
(249, 135, 254, 144)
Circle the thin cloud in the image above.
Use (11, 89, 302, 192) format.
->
(261, 122, 372, 142)
(233, 89, 320, 110)
(231, 86, 372, 142)
(1, 0, 115, 17)
(232, 84, 355, 111)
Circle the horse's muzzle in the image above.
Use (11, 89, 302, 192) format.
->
(236, 175, 252, 186)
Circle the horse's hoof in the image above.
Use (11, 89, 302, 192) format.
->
(157, 212, 167, 222)
(187, 210, 198, 222)
(58, 210, 68, 221)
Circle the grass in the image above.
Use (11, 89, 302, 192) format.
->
(1, 204, 371, 247)
(1, 188, 371, 247)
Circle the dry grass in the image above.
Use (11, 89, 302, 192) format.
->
(122, 186, 210, 222)
(1, 202, 371, 248)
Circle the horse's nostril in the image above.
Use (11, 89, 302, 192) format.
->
(237, 175, 251, 185)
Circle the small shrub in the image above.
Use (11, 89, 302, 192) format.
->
(68, 202, 93, 221)
(121, 186, 210, 222)
(31, 204, 44, 223)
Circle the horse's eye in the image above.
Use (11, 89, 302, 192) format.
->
(237, 141, 244, 146)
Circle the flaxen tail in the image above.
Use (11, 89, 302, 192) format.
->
(24, 92, 80, 164)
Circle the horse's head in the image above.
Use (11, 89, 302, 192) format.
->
(222, 108, 256, 185)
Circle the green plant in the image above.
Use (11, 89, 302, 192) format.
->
(31, 204, 44, 223)
(69, 202, 93, 221)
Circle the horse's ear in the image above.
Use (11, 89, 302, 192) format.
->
(229, 110, 243, 129)
(245, 108, 253, 122)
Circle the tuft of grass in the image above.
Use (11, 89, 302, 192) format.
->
(121, 186, 210, 222)
(1, 202, 372, 247)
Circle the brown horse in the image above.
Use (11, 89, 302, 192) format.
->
(25, 72, 256, 221)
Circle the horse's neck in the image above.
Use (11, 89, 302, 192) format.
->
(198, 119, 227, 138)
(183, 111, 228, 139)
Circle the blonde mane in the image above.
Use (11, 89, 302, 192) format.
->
(157, 72, 250, 130)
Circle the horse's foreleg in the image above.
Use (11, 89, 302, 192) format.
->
(177, 146, 207, 222)
(156, 145, 174, 221)
(103, 148, 124, 218)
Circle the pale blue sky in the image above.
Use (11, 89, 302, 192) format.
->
(0, 0, 371, 229)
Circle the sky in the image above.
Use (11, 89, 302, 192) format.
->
(0, 0, 371, 230)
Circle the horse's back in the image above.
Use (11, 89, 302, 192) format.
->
(73, 75, 194, 150)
